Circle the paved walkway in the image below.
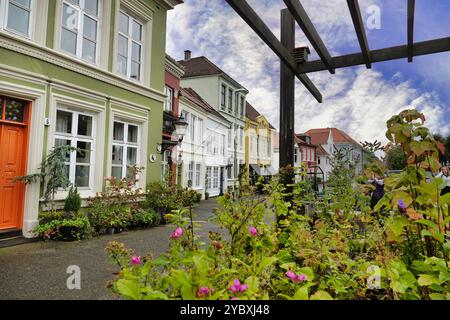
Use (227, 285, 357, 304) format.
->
(0, 199, 222, 300)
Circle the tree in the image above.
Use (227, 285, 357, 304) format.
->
(433, 134, 450, 165)
(384, 145, 407, 170)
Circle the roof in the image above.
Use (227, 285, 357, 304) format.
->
(305, 128, 361, 147)
(180, 87, 230, 124)
(245, 102, 275, 129)
(316, 145, 329, 156)
(165, 54, 185, 78)
(178, 56, 248, 92)
(295, 134, 317, 148)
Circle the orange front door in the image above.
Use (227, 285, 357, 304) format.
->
(0, 121, 28, 231)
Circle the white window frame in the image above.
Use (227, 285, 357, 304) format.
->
(117, 9, 144, 82)
(60, 0, 101, 64)
(0, 0, 35, 39)
(206, 167, 212, 189)
(54, 106, 96, 190)
(195, 163, 201, 188)
(111, 119, 141, 180)
(164, 85, 174, 112)
(213, 167, 219, 189)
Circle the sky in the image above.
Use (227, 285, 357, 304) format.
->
(166, 0, 450, 144)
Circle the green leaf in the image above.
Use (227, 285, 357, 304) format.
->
(310, 290, 333, 300)
(256, 256, 278, 275)
(416, 219, 438, 230)
(143, 290, 169, 300)
(298, 267, 315, 281)
(292, 287, 309, 300)
(429, 293, 446, 300)
(245, 276, 260, 293)
(418, 274, 441, 286)
(387, 216, 410, 237)
(153, 255, 170, 267)
(116, 279, 141, 300)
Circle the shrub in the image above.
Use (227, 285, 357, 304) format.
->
(64, 186, 82, 213)
(34, 212, 90, 241)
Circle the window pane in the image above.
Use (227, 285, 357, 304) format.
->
(55, 139, 71, 162)
(76, 141, 91, 163)
(78, 115, 92, 136)
(84, 0, 98, 15)
(82, 38, 96, 62)
(7, 3, 30, 35)
(128, 125, 138, 143)
(113, 122, 124, 141)
(62, 4, 78, 31)
(112, 145, 123, 165)
(130, 61, 140, 80)
(75, 165, 90, 187)
(119, 12, 129, 34)
(67, 0, 80, 5)
(111, 167, 122, 180)
(118, 34, 128, 57)
(56, 110, 73, 134)
(131, 42, 141, 63)
(11, 0, 31, 8)
(127, 147, 137, 165)
(61, 29, 77, 54)
(117, 55, 127, 75)
(5, 99, 25, 122)
(132, 20, 142, 41)
(83, 15, 97, 40)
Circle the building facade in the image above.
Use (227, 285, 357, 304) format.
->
(0, 0, 182, 237)
(178, 87, 230, 198)
(178, 51, 248, 191)
(245, 102, 275, 181)
(306, 128, 364, 179)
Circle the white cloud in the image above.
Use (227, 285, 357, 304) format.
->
(167, 0, 450, 145)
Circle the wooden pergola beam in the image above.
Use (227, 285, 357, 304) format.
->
(283, 0, 335, 74)
(297, 37, 450, 73)
(347, 0, 371, 68)
(408, 0, 416, 62)
(225, 0, 322, 103)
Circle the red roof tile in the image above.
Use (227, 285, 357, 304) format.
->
(305, 128, 361, 147)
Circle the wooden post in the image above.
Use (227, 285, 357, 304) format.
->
(280, 8, 295, 184)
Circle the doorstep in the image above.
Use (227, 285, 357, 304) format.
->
(0, 229, 38, 248)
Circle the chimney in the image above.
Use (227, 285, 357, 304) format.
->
(184, 50, 191, 61)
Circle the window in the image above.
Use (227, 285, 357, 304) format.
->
(0, 96, 27, 123)
(195, 163, 201, 188)
(60, 0, 100, 63)
(161, 150, 170, 181)
(0, 0, 32, 37)
(164, 86, 174, 112)
(228, 88, 233, 113)
(111, 120, 140, 180)
(54, 108, 95, 188)
(220, 84, 226, 110)
(190, 114, 196, 143)
(221, 134, 225, 155)
(227, 164, 232, 179)
(239, 127, 243, 150)
(117, 10, 143, 81)
(213, 167, 219, 188)
(206, 167, 212, 189)
(294, 148, 299, 163)
(240, 96, 245, 117)
(188, 161, 194, 186)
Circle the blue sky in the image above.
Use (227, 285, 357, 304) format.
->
(167, 0, 450, 144)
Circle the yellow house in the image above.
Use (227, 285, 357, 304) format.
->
(245, 102, 276, 180)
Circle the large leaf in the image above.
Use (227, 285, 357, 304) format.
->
(292, 287, 309, 300)
(116, 279, 141, 300)
(256, 256, 278, 275)
(417, 274, 441, 286)
(245, 276, 260, 293)
(310, 290, 333, 300)
(386, 216, 410, 237)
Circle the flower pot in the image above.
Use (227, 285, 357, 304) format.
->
(107, 227, 115, 235)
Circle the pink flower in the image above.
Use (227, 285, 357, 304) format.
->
(286, 271, 307, 283)
(249, 226, 258, 237)
(296, 274, 307, 283)
(197, 287, 213, 298)
(231, 297, 239, 300)
(130, 255, 141, 265)
(229, 278, 248, 293)
(285, 270, 297, 281)
(171, 227, 183, 240)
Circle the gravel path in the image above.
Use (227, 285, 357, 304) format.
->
(0, 199, 222, 300)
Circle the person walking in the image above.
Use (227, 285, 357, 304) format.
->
(436, 166, 450, 196)
(368, 173, 385, 210)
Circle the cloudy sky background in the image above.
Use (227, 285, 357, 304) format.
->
(167, 0, 450, 144)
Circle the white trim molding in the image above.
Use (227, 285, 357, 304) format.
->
(0, 32, 166, 102)
(0, 79, 47, 238)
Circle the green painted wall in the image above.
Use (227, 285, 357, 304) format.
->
(46, 0, 57, 48)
